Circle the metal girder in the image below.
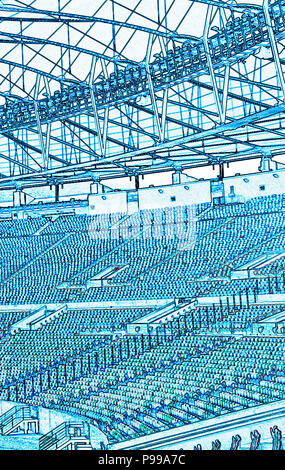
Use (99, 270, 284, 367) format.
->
(0, 151, 38, 174)
(0, 0, 283, 189)
(0, 31, 139, 66)
(128, 100, 263, 155)
(26, 127, 98, 162)
(0, 6, 180, 39)
(1, 131, 68, 166)
(263, 0, 285, 97)
(189, 1, 262, 12)
(88, 100, 285, 163)
(63, 118, 136, 152)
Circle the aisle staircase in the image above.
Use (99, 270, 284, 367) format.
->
(1, 233, 73, 285)
(39, 422, 92, 450)
(231, 250, 285, 280)
(34, 215, 60, 235)
(0, 406, 39, 436)
(127, 300, 195, 334)
(10, 304, 67, 333)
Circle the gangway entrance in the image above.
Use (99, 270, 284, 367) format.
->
(127, 300, 195, 334)
(0, 406, 39, 436)
(231, 250, 285, 280)
(39, 422, 92, 450)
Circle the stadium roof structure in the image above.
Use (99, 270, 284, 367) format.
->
(0, 0, 284, 191)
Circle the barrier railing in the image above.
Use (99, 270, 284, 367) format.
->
(39, 422, 90, 450)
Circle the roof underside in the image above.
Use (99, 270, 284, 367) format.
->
(0, 0, 283, 190)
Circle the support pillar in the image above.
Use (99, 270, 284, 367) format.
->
(259, 156, 271, 172)
(135, 174, 140, 190)
(90, 182, 104, 194)
(13, 190, 21, 207)
(55, 184, 59, 203)
(172, 171, 182, 185)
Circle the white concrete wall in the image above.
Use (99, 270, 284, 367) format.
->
(138, 180, 211, 210)
(87, 169, 285, 216)
(88, 192, 127, 215)
(223, 169, 285, 202)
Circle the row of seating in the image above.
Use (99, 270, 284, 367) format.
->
(0, 191, 283, 447)
(0, 204, 283, 304)
(14, 334, 284, 444)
